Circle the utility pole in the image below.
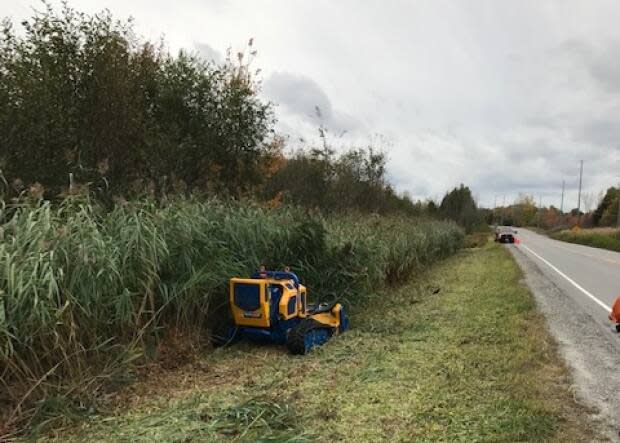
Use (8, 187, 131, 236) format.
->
(501, 195, 506, 226)
(560, 180, 565, 213)
(577, 160, 583, 214)
(537, 194, 542, 229)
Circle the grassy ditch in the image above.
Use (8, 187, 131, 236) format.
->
(0, 197, 462, 436)
(551, 227, 620, 252)
(47, 243, 596, 442)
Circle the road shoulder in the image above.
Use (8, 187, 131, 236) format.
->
(510, 245, 620, 442)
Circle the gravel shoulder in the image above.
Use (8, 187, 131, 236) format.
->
(510, 245, 620, 442)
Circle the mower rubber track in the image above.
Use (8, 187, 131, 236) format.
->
(287, 318, 332, 355)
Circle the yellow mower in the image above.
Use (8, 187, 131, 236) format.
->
(211, 268, 348, 354)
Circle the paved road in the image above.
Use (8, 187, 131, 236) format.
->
(515, 228, 620, 322)
(508, 228, 620, 440)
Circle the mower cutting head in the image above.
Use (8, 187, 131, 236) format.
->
(212, 268, 348, 354)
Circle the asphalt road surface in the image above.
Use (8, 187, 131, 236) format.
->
(516, 228, 620, 318)
(508, 228, 620, 440)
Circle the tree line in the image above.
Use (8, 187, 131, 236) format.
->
(0, 3, 483, 225)
(485, 186, 620, 230)
(0, 3, 274, 202)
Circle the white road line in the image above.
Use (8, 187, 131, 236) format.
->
(540, 235, 620, 267)
(520, 243, 611, 312)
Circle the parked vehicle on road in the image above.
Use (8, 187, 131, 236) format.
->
(495, 226, 516, 244)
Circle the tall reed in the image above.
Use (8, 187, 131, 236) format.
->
(0, 197, 462, 431)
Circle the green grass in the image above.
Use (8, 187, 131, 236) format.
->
(46, 243, 595, 442)
(551, 227, 620, 252)
(0, 197, 463, 436)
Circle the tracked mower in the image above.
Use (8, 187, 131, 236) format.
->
(211, 268, 348, 354)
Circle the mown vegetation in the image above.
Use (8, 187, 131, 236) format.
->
(44, 244, 595, 442)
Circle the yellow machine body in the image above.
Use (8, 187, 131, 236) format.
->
(229, 277, 308, 328)
(219, 269, 349, 353)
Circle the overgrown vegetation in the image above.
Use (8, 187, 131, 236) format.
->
(0, 197, 462, 435)
(592, 187, 620, 227)
(550, 227, 620, 252)
(463, 231, 489, 248)
(0, 4, 471, 437)
(264, 142, 428, 215)
(0, 3, 274, 200)
(45, 244, 595, 442)
(0, 3, 422, 216)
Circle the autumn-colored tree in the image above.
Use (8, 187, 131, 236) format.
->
(263, 144, 420, 215)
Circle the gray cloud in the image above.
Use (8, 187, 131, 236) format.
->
(579, 42, 620, 94)
(580, 119, 620, 148)
(550, 38, 620, 95)
(194, 42, 222, 63)
(263, 72, 359, 136)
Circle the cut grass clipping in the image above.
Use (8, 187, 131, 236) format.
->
(53, 243, 595, 442)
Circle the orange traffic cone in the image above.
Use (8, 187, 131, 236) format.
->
(610, 297, 620, 332)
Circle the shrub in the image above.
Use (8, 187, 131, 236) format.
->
(463, 232, 489, 248)
(551, 228, 620, 252)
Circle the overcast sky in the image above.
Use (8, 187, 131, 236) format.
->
(4, 1, 620, 208)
